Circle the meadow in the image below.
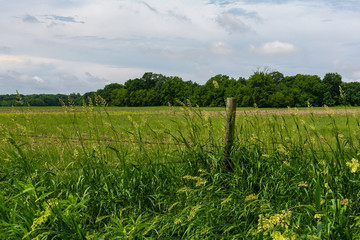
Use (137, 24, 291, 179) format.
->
(1, 100, 360, 239)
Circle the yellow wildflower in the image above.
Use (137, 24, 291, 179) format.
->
(245, 194, 258, 201)
(341, 198, 350, 206)
(174, 218, 182, 225)
(23, 199, 58, 239)
(325, 183, 333, 193)
(278, 147, 289, 155)
(298, 182, 308, 187)
(256, 210, 292, 233)
(346, 158, 359, 173)
(73, 149, 79, 158)
(271, 231, 297, 240)
(92, 144, 97, 152)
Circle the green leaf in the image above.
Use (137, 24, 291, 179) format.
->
(303, 205, 317, 212)
(317, 222, 323, 237)
(35, 192, 54, 202)
(315, 177, 321, 209)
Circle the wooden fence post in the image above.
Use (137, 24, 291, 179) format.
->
(223, 97, 237, 171)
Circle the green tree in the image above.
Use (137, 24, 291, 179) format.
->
(342, 82, 360, 106)
(112, 88, 129, 106)
(322, 73, 342, 105)
(141, 72, 167, 90)
(233, 77, 247, 107)
(27, 95, 45, 106)
(291, 74, 324, 106)
(270, 71, 285, 85)
(124, 78, 146, 92)
(190, 85, 207, 106)
(96, 83, 123, 105)
(245, 71, 276, 107)
(145, 89, 160, 106)
(129, 89, 147, 106)
(83, 92, 95, 105)
(160, 76, 187, 105)
(202, 75, 232, 107)
(269, 92, 287, 108)
(323, 91, 336, 106)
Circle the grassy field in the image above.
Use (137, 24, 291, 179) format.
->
(1, 102, 360, 239)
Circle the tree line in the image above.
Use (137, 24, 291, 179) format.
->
(2, 71, 360, 107)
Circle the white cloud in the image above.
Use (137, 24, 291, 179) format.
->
(226, 7, 260, 19)
(22, 14, 40, 23)
(353, 71, 360, 82)
(210, 42, 234, 55)
(1, 70, 43, 84)
(332, 60, 357, 72)
(0, 54, 148, 93)
(0, 46, 11, 54)
(216, 12, 251, 33)
(1, 0, 360, 93)
(249, 41, 299, 55)
(332, 60, 360, 82)
(33, 76, 44, 83)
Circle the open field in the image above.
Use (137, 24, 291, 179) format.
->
(1, 104, 360, 239)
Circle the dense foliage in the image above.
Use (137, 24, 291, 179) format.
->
(2, 71, 360, 107)
(0, 93, 84, 107)
(1, 105, 360, 238)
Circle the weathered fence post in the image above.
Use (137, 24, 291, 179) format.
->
(223, 97, 237, 171)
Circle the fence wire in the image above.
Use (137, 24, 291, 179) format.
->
(14, 134, 184, 146)
(3, 132, 351, 173)
(12, 133, 340, 153)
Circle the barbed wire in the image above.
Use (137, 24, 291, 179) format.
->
(11, 133, 341, 154)
(4, 133, 351, 173)
(34, 160, 189, 173)
(13, 134, 185, 146)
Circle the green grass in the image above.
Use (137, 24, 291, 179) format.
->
(1, 103, 360, 239)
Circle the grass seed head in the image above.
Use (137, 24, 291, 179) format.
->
(187, 205, 201, 221)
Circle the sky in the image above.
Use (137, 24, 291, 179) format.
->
(0, 0, 360, 94)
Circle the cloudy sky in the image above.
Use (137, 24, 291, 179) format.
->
(0, 0, 359, 94)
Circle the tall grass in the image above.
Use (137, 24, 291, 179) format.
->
(0, 101, 360, 239)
